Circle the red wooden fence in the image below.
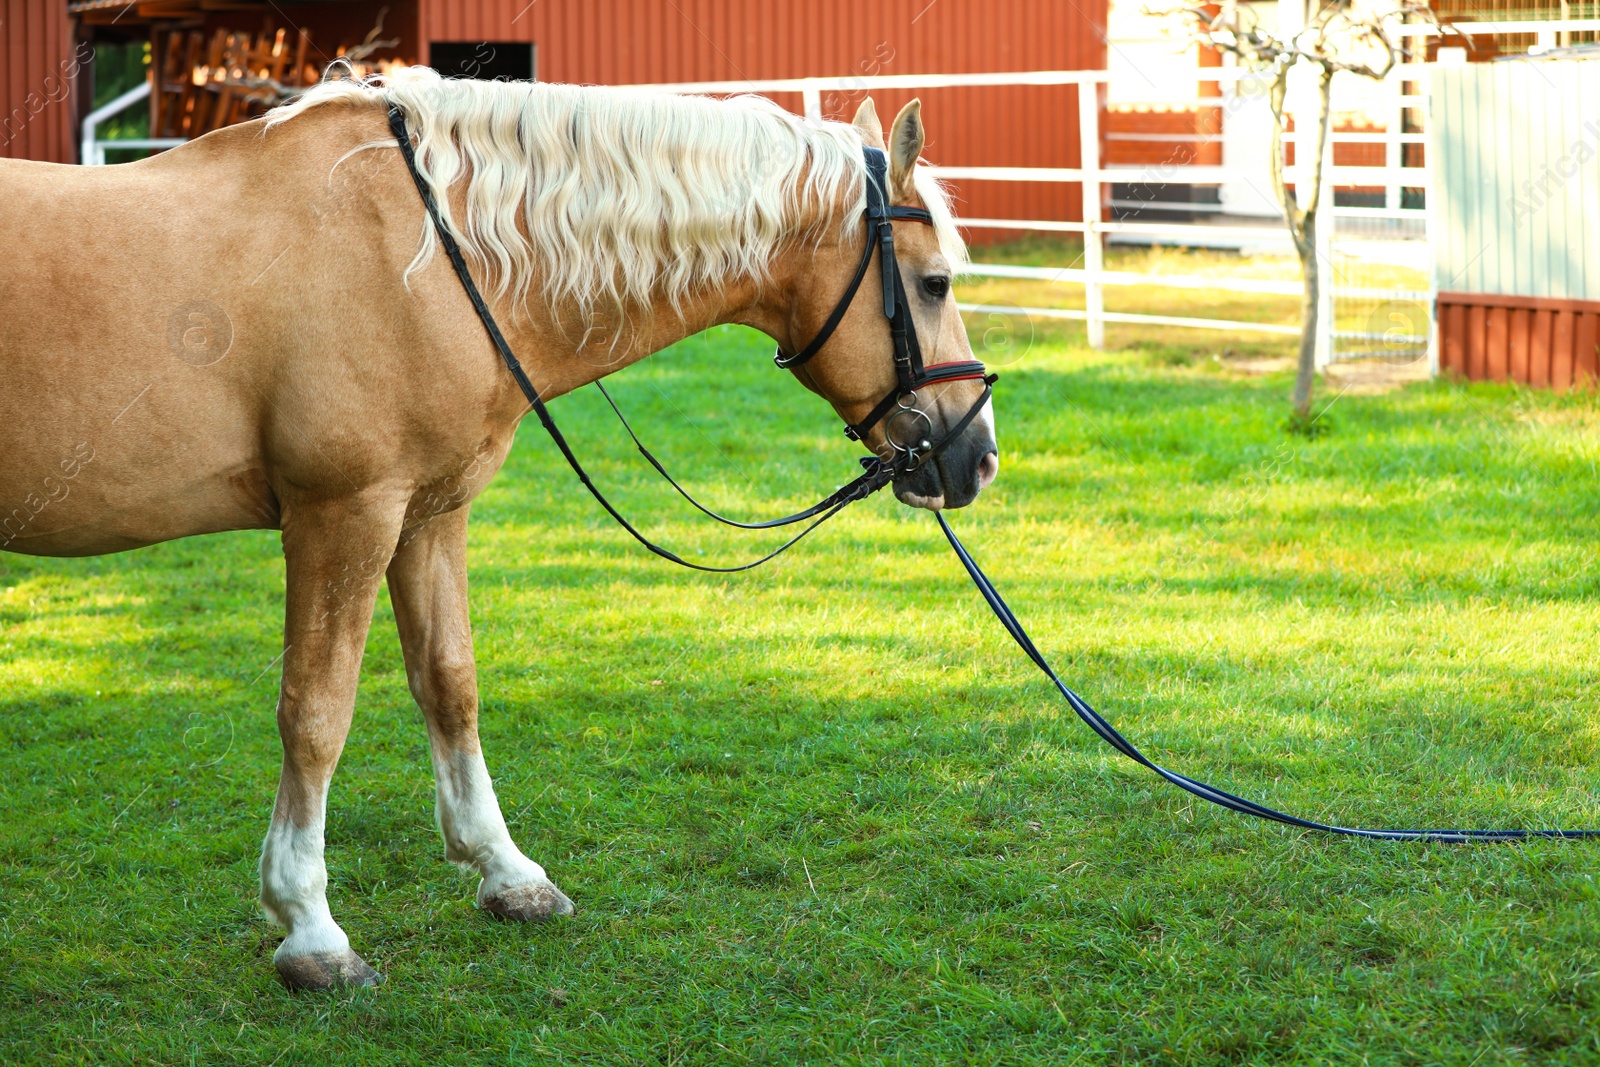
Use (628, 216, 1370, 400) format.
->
(1438, 292, 1600, 390)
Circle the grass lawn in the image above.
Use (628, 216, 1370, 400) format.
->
(3, 295, 1600, 1064)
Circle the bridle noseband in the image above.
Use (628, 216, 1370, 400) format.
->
(774, 146, 996, 474)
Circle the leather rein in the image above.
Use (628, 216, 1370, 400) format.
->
(387, 105, 992, 572)
(389, 105, 1595, 843)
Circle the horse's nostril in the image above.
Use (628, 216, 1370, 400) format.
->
(976, 450, 999, 490)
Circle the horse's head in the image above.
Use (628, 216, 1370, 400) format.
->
(779, 98, 998, 511)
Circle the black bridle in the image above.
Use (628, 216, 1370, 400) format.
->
(389, 105, 1595, 843)
(388, 106, 993, 570)
(772, 145, 995, 469)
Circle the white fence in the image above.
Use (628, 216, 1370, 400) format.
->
(80, 81, 183, 166)
(627, 65, 1444, 362)
(82, 24, 1600, 371)
(629, 21, 1595, 370)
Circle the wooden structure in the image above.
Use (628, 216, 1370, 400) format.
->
(1438, 293, 1600, 387)
(62, 0, 409, 163)
(148, 25, 314, 141)
(1432, 58, 1600, 387)
(1429, 0, 1600, 58)
(43, 0, 1106, 233)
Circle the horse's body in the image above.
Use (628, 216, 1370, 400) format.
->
(1, 109, 530, 558)
(0, 70, 996, 988)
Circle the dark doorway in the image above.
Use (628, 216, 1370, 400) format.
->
(429, 42, 536, 81)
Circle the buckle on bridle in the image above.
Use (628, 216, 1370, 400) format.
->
(885, 396, 933, 463)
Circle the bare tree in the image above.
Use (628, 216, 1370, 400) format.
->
(1169, 0, 1429, 429)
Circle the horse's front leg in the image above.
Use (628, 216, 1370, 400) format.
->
(260, 488, 406, 991)
(387, 507, 574, 922)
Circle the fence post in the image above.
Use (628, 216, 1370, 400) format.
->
(1384, 65, 1402, 214)
(1078, 78, 1105, 350)
(1423, 65, 1440, 379)
(802, 81, 822, 122)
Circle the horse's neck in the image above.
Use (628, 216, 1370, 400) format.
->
(507, 263, 798, 401)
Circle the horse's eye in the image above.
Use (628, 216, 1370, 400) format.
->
(922, 276, 950, 300)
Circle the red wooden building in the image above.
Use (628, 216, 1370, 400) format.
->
(4, 0, 1107, 238)
(2, 0, 79, 165)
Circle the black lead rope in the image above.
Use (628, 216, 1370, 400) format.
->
(593, 380, 880, 531)
(595, 376, 993, 533)
(391, 105, 1591, 842)
(937, 513, 1599, 843)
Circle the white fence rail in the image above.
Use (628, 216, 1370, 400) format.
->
(80, 81, 186, 166)
(632, 64, 1413, 357)
(81, 23, 1596, 372)
(630, 20, 1594, 367)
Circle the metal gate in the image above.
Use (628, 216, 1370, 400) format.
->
(1324, 56, 1434, 367)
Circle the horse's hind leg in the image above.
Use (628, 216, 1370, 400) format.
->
(259, 489, 406, 991)
(386, 507, 574, 923)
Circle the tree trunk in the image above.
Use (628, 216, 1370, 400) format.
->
(1293, 221, 1319, 416)
(1187, 7, 1409, 431)
(1265, 67, 1324, 424)
(1289, 70, 1334, 425)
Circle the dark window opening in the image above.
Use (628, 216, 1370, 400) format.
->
(1333, 189, 1386, 209)
(1108, 182, 1222, 223)
(430, 42, 536, 81)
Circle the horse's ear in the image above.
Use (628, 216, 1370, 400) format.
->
(888, 99, 924, 200)
(852, 97, 885, 149)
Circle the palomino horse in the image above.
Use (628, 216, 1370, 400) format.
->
(0, 68, 997, 989)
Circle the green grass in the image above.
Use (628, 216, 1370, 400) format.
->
(4, 311, 1600, 1065)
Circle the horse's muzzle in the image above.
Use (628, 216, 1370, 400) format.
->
(893, 428, 999, 510)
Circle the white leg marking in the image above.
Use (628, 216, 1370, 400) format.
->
(433, 748, 573, 918)
(259, 813, 351, 960)
(435, 749, 545, 888)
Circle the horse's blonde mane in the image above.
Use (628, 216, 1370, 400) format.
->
(266, 66, 967, 335)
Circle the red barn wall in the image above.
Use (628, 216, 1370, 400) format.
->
(2, 0, 80, 164)
(417, 0, 1107, 240)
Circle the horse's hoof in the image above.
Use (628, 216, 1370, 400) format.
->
(275, 949, 384, 992)
(481, 879, 576, 923)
